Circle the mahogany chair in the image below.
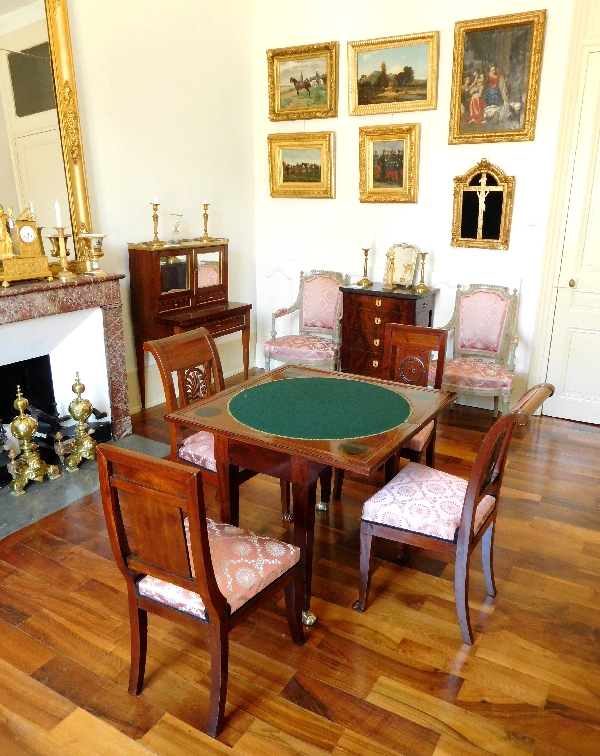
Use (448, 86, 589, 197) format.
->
(353, 383, 554, 644)
(144, 327, 291, 518)
(437, 284, 519, 416)
(333, 324, 448, 500)
(264, 269, 350, 372)
(97, 444, 304, 738)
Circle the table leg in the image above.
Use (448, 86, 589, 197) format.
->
(242, 325, 250, 382)
(214, 436, 240, 526)
(291, 457, 318, 626)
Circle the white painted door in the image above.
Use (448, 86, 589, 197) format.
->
(545, 47, 600, 423)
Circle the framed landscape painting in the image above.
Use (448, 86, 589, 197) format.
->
(268, 132, 334, 198)
(267, 41, 338, 121)
(348, 32, 438, 116)
(359, 124, 419, 203)
(449, 10, 546, 144)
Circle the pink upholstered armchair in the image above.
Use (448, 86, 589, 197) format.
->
(434, 284, 519, 416)
(264, 270, 350, 371)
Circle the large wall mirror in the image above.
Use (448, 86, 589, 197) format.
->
(0, 0, 91, 259)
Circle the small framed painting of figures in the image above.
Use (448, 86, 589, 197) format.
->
(268, 132, 335, 199)
(267, 41, 338, 121)
(359, 124, 419, 203)
(449, 10, 546, 144)
(348, 32, 438, 116)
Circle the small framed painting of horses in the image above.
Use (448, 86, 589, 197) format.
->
(348, 32, 438, 116)
(359, 124, 419, 203)
(267, 41, 338, 121)
(268, 132, 334, 198)
(449, 10, 546, 144)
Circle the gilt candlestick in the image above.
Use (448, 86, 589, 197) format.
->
(413, 252, 430, 294)
(149, 202, 165, 248)
(202, 202, 212, 241)
(55, 226, 76, 282)
(356, 248, 372, 288)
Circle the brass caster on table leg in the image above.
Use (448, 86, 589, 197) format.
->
(352, 600, 366, 612)
(302, 610, 317, 626)
(316, 500, 328, 512)
(282, 513, 293, 522)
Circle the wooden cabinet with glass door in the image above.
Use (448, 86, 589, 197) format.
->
(128, 239, 251, 407)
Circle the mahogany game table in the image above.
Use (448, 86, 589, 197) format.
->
(166, 366, 456, 624)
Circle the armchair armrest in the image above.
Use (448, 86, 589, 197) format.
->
(270, 301, 300, 340)
(507, 335, 519, 372)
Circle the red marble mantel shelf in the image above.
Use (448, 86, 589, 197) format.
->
(0, 273, 131, 439)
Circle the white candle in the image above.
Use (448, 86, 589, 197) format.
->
(153, 196, 158, 204)
(55, 200, 62, 227)
(30, 201, 35, 216)
(203, 199, 209, 205)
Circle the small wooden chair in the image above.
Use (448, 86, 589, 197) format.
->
(353, 383, 554, 644)
(333, 324, 448, 499)
(144, 327, 290, 519)
(97, 444, 304, 738)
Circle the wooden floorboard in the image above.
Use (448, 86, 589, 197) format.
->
(0, 381, 599, 754)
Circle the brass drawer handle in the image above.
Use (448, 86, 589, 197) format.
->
(374, 339, 380, 347)
(376, 299, 382, 306)
(375, 317, 381, 325)
(422, 302, 428, 309)
(373, 360, 379, 368)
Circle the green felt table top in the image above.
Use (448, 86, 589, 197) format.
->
(227, 377, 412, 441)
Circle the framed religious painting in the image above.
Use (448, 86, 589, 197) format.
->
(268, 132, 335, 198)
(359, 124, 419, 203)
(267, 41, 339, 121)
(449, 10, 546, 144)
(348, 31, 438, 116)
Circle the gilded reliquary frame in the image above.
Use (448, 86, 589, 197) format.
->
(449, 10, 546, 145)
(45, 0, 93, 257)
(268, 132, 334, 199)
(451, 159, 514, 250)
(267, 41, 339, 121)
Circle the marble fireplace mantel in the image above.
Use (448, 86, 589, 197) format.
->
(0, 275, 132, 439)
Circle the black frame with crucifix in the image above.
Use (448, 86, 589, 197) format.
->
(451, 159, 515, 250)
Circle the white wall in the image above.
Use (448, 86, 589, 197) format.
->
(252, 0, 575, 407)
(67, 0, 256, 411)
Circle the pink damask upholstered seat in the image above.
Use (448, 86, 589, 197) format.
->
(439, 284, 519, 416)
(138, 518, 300, 617)
(178, 430, 216, 471)
(353, 383, 555, 645)
(264, 270, 350, 371)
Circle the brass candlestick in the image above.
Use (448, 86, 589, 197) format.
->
(55, 226, 77, 281)
(8, 386, 60, 496)
(413, 252, 430, 294)
(356, 248, 372, 288)
(64, 373, 97, 473)
(201, 202, 212, 241)
(149, 202, 165, 248)
(80, 233, 107, 277)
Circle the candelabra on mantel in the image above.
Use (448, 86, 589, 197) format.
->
(54, 225, 77, 282)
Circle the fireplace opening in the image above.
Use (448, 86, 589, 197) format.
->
(0, 355, 57, 425)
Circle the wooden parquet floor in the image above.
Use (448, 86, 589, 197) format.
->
(0, 383, 599, 754)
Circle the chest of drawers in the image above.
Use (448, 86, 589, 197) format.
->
(340, 284, 437, 377)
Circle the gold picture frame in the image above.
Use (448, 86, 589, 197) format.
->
(451, 159, 515, 249)
(268, 132, 334, 199)
(267, 41, 338, 121)
(359, 124, 419, 204)
(449, 10, 546, 144)
(348, 31, 438, 116)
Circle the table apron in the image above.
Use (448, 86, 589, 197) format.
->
(227, 441, 327, 485)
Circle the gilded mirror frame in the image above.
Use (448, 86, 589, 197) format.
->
(45, 0, 92, 260)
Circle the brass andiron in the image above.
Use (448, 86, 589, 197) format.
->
(356, 248, 372, 288)
(413, 252, 430, 294)
(64, 373, 97, 473)
(8, 386, 60, 496)
(55, 226, 77, 282)
(150, 202, 165, 249)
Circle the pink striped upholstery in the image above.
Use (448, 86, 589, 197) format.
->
(302, 275, 342, 330)
(138, 519, 300, 618)
(430, 358, 514, 392)
(458, 291, 509, 354)
(362, 462, 496, 542)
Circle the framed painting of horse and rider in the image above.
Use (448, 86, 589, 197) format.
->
(267, 41, 339, 121)
(449, 10, 546, 144)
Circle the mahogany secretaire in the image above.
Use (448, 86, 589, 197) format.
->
(128, 238, 251, 406)
(340, 284, 437, 378)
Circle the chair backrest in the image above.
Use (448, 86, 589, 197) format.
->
(298, 270, 350, 337)
(381, 324, 447, 389)
(97, 444, 226, 618)
(448, 284, 519, 363)
(144, 327, 225, 413)
(457, 382, 553, 546)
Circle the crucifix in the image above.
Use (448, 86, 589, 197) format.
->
(462, 170, 506, 241)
